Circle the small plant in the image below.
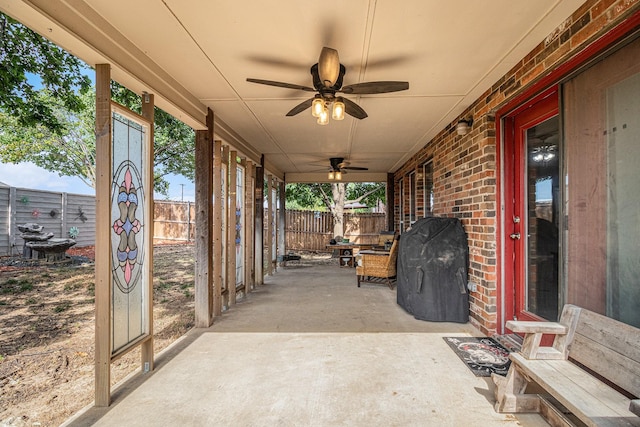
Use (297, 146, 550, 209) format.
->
(54, 301, 72, 313)
(25, 297, 38, 305)
(19, 281, 33, 292)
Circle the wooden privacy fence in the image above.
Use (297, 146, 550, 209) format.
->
(285, 210, 386, 251)
(153, 200, 195, 242)
(0, 187, 385, 254)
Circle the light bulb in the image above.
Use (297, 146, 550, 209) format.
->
(335, 171, 342, 180)
(328, 171, 335, 180)
(332, 98, 345, 120)
(312, 97, 324, 118)
(317, 106, 329, 125)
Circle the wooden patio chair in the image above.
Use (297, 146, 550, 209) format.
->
(355, 239, 398, 289)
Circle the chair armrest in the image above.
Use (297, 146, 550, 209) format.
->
(506, 320, 567, 334)
(630, 400, 640, 417)
(506, 320, 567, 360)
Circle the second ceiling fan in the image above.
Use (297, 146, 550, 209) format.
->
(247, 47, 409, 123)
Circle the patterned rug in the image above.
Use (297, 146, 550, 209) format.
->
(443, 337, 511, 377)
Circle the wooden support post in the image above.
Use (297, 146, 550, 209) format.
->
(228, 151, 238, 306)
(386, 173, 395, 231)
(254, 161, 264, 285)
(94, 63, 112, 407)
(221, 145, 230, 308)
(194, 109, 214, 327)
(277, 180, 286, 267)
(141, 92, 155, 372)
(212, 140, 223, 316)
(245, 161, 254, 293)
(266, 174, 273, 275)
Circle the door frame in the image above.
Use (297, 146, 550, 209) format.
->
(504, 88, 559, 325)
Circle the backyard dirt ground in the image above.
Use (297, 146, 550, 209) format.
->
(0, 244, 197, 427)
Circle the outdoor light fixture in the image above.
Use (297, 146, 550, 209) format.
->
(332, 98, 345, 120)
(312, 96, 345, 124)
(456, 117, 474, 136)
(311, 96, 324, 118)
(317, 106, 329, 125)
(327, 169, 342, 180)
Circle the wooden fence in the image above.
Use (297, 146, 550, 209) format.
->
(153, 200, 196, 242)
(0, 184, 96, 256)
(0, 188, 386, 254)
(285, 210, 386, 251)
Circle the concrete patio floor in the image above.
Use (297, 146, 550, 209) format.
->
(64, 258, 548, 426)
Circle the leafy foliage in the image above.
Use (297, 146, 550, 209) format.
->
(0, 13, 91, 133)
(285, 182, 385, 210)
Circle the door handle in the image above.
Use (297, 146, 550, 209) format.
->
(510, 232, 521, 240)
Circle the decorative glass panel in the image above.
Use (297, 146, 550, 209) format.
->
(235, 165, 244, 287)
(111, 111, 148, 354)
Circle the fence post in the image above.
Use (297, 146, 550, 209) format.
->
(8, 187, 16, 255)
(61, 192, 68, 239)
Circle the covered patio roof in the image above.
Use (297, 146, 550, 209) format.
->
(1, 0, 584, 182)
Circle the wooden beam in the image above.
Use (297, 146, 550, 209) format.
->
(221, 145, 230, 308)
(277, 180, 286, 267)
(254, 161, 264, 285)
(387, 173, 395, 231)
(244, 160, 254, 293)
(140, 92, 155, 373)
(94, 63, 112, 407)
(194, 109, 214, 327)
(212, 139, 223, 316)
(266, 174, 273, 275)
(228, 150, 238, 306)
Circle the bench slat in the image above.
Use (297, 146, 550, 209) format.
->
(511, 353, 640, 427)
(571, 310, 640, 397)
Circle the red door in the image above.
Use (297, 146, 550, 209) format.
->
(504, 87, 560, 323)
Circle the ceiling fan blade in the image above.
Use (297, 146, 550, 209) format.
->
(343, 166, 368, 171)
(246, 78, 315, 92)
(340, 81, 409, 94)
(318, 47, 341, 88)
(286, 98, 314, 116)
(342, 97, 368, 119)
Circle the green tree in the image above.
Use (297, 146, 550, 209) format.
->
(286, 182, 385, 238)
(0, 12, 91, 133)
(0, 85, 195, 195)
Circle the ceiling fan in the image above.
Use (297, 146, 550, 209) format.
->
(246, 47, 409, 123)
(325, 157, 368, 180)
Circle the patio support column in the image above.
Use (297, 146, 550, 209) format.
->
(387, 173, 395, 231)
(255, 158, 264, 285)
(228, 150, 238, 306)
(94, 63, 112, 407)
(141, 92, 155, 371)
(222, 145, 230, 307)
(213, 140, 223, 316)
(266, 174, 273, 275)
(277, 180, 286, 266)
(245, 160, 255, 293)
(194, 109, 214, 327)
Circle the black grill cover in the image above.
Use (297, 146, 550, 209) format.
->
(397, 217, 469, 323)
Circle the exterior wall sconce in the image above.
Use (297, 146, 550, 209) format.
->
(456, 117, 473, 135)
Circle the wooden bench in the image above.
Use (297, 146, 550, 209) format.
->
(493, 304, 640, 427)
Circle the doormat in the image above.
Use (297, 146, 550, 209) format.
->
(443, 337, 511, 377)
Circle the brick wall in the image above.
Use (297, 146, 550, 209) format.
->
(393, 0, 640, 335)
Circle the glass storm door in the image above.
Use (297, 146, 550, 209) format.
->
(504, 89, 560, 323)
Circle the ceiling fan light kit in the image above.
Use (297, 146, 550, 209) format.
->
(247, 46, 409, 125)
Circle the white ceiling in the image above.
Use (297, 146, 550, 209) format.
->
(1, 0, 585, 182)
